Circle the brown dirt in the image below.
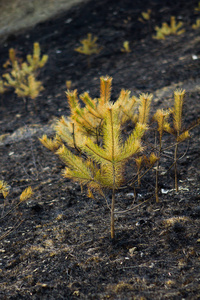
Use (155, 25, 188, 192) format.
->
(0, 0, 200, 299)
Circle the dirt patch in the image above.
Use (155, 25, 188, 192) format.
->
(0, 0, 200, 299)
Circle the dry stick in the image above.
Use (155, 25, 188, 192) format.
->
(0, 219, 24, 241)
(114, 196, 153, 215)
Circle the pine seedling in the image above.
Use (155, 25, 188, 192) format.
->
(75, 33, 102, 67)
(0, 180, 33, 223)
(153, 16, 185, 40)
(66, 80, 72, 89)
(139, 9, 152, 22)
(41, 105, 146, 239)
(171, 89, 190, 192)
(121, 41, 131, 53)
(75, 33, 102, 56)
(192, 19, 200, 29)
(40, 77, 151, 239)
(153, 109, 171, 202)
(0, 180, 10, 198)
(19, 186, 34, 202)
(1, 43, 48, 111)
(25, 42, 48, 73)
(194, 2, 200, 12)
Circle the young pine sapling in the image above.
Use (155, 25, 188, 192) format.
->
(40, 76, 152, 239)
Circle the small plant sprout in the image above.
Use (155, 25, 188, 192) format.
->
(0, 180, 10, 198)
(75, 33, 102, 56)
(1, 42, 48, 111)
(194, 2, 200, 12)
(138, 9, 151, 23)
(19, 186, 34, 202)
(0, 181, 34, 240)
(153, 109, 171, 202)
(153, 16, 185, 40)
(75, 33, 102, 66)
(121, 41, 131, 53)
(171, 89, 190, 192)
(66, 80, 72, 89)
(192, 19, 200, 29)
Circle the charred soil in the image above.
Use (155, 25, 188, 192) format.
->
(0, 0, 200, 299)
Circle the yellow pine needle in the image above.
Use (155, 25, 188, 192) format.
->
(39, 135, 61, 152)
(138, 93, 152, 125)
(100, 76, 112, 105)
(0, 180, 10, 198)
(20, 186, 33, 202)
(87, 188, 95, 199)
(80, 92, 101, 119)
(149, 152, 159, 165)
(27, 75, 43, 99)
(121, 41, 131, 53)
(33, 42, 40, 59)
(154, 108, 170, 139)
(177, 130, 190, 142)
(135, 156, 143, 170)
(173, 89, 185, 134)
(57, 145, 97, 187)
(66, 89, 80, 111)
(54, 118, 75, 147)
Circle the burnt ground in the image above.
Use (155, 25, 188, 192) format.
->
(0, 0, 200, 299)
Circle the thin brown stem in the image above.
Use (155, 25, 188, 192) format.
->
(174, 142, 178, 192)
(155, 136, 162, 203)
(111, 187, 115, 239)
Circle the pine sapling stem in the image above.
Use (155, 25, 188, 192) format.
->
(155, 138, 162, 203)
(111, 187, 115, 239)
(174, 142, 178, 192)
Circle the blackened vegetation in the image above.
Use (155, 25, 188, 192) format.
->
(0, 0, 200, 299)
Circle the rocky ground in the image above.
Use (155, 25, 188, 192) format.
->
(0, 0, 200, 299)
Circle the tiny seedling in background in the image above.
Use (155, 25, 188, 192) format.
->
(75, 33, 102, 67)
(138, 9, 151, 23)
(192, 19, 200, 29)
(153, 16, 185, 40)
(66, 80, 72, 89)
(121, 41, 131, 53)
(194, 2, 200, 12)
(0, 180, 33, 240)
(1, 42, 48, 111)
